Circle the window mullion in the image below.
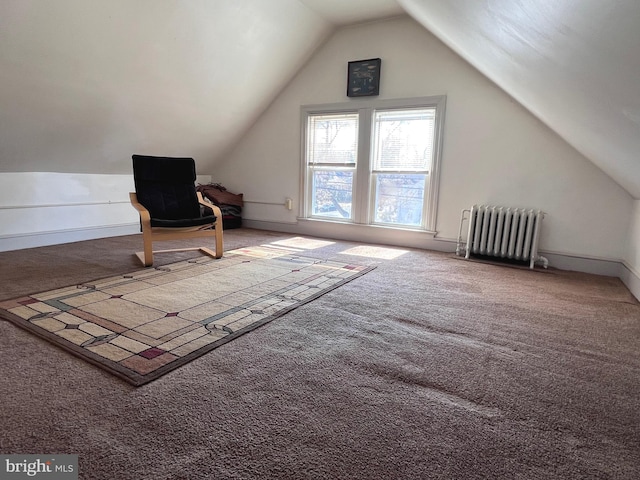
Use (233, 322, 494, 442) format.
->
(354, 108, 372, 224)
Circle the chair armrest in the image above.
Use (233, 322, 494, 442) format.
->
(197, 192, 223, 219)
(130, 192, 151, 225)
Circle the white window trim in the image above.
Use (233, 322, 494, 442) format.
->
(300, 96, 446, 233)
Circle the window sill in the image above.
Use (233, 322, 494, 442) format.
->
(299, 217, 436, 235)
(295, 217, 439, 250)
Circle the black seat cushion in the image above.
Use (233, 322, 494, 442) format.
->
(132, 155, 216, 227)
(150, 215, 216, 228)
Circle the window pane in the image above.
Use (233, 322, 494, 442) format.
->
(373, 109, 435, 171)
(308, 114, 358, 165)
(374, 174, 426, 226)
(312, 170, 353, 219)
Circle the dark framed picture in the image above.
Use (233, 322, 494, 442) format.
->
(347, 58, 381, 97)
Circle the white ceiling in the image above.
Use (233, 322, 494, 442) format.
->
(1, 0, 639, 198)
(397, 0, 640, 198)
(299, 0, 404, 25)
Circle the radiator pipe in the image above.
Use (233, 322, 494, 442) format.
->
(456, 208, 471, 256)
(535, 255, 549, 269)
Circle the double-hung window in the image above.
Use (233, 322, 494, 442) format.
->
(302, 96, 445, 231)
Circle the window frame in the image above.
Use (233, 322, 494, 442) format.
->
(300, 96, 446, 232)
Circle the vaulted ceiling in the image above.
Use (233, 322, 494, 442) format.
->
(398, 0, 640, 198)
(1, 0, 639, 198)
(299, 0, 404, 25)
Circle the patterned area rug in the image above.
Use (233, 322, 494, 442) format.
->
(0, 246, 374, 386)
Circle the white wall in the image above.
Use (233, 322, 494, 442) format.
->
(213, 16, 633, 264)
(0, 172, 210, 251)
(0, 0, 330, 175)
(1, 13, 634, 283)
(626, 201, 640, 269)
(622, 200, 640, 298)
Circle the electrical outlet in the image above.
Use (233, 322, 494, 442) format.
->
(285, 198, 293, 210)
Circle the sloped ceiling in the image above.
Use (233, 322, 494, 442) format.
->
(0, 0, 402, 177)
(0, 0, 333, 175)
(398, 0, 640, 198)
(1, 0, 639, 199)
(299, 0, 404, 25)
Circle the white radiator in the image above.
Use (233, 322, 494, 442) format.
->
(456, 205, 548, 269)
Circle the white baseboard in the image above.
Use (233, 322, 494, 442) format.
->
(0, 223, 140, 252)
(537, 250, 622, 277)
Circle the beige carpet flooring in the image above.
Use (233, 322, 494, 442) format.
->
(1, 228, 639, 479)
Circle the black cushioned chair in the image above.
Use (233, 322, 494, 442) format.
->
(129, 155, 223, 266)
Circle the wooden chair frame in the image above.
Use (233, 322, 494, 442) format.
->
(129, 191, 223, 267)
